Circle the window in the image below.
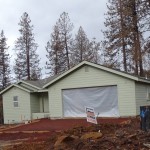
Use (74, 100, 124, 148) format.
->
(13, 96, 18, 107)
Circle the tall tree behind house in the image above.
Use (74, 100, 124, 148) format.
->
(14, 12, 41, 80)
(46, 12, 74, 75)
(46, 25, 65, 75)
(56, 12, 74, 70)
(141, 0, 150, 77)
(71, 26, 91, 66)
(103, 0, 149, 76)
(89, 38, 102, 64)
(71, 26, 101, 67)
(0, 30, 11, 91)
(103, 0, 134, 71)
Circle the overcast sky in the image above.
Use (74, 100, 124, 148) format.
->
(0, 0, 108, 77)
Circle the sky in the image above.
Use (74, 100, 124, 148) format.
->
(0, 0, 108, 77)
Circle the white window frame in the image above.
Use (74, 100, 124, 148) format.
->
(13, 96, 19, 107)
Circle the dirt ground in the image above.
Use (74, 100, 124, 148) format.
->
(1, 117, 150, 150)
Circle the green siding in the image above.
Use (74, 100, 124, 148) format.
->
(3, 87, 31, 124)
(30, 94, 40, 114)
(39, 93, 49, 113)
(48, 65, 136, 118)
(135, 83, 150, 115)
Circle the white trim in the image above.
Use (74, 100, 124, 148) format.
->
(38, 89, 48, 93)
(138, 78, 150, 84)
(0, 84, 31, 94)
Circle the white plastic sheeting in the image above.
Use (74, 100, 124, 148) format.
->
(62, 86, 119, 117)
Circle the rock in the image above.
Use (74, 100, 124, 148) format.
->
(80, 132, 103, 140)
(115, 130, 127, 138)
(54, 135, 79, 149)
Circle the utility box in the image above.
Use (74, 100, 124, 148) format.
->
(140, 106, 150, 131)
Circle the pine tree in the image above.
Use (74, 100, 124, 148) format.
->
(46, 12, 74, 75)
(103, 0, 129, 70)
(71, 27, 101, 66)
(140, 0, 150, 77)
(127, 0, 144, 76)
(103, 0, 147, 76)
(71, 26, 90, 66)
(14, 12, 41, 80)
(57, 12, 74, 70)
(46, 25, 65, 75)
(89, 38, 101, 64)
(0, 30, 11, 90)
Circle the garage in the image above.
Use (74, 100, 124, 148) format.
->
(62, 86, 119, 117)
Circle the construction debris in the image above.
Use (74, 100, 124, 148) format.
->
(3, 118, 150, 149)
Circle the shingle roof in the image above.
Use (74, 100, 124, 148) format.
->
(22, 75, 59, 88)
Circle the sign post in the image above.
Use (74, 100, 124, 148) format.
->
(85, 107, 97, 124)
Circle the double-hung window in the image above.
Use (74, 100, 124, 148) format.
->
(13, 96, 18, 107)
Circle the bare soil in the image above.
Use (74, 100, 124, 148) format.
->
(1, 118, 150, 150)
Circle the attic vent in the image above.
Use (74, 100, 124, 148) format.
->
(85, 66, 89, 72)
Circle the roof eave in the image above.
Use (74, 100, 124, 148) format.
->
(18, 80, 41, 90)
(37, 89, 48, 93)
(85, 61, 139, 81)
(0, 84, 31, 95)
(43, 61, 140, 88)
(137, 78, 150, 84)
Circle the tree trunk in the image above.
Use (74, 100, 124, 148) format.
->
(119, 0, 127, 72)
(132, 0, 143, 76)
(26, 35, 30, 80)
(65, 36, 70, 70)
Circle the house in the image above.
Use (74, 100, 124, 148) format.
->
(1, 61, 150, 124)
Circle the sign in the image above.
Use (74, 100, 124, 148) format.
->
(85, 107, 97, 124)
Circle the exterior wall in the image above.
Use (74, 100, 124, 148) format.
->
(30, 93, 40, 113)
(39, 93, 49, 113)
(135, 83, 150, 115)
(48, 65, 136, 118)
(3, 87, 31, 124)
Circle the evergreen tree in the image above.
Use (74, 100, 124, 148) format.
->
(71, 26, 90, 66)
(46, 25, 65, 75)
(102, 0, 148, 76)
(140, 0, 150, 77)
(103, 0, 131, 71)
(89, 38, 101, 64)
(71, 27, 101, 66)
(0, 30, 11, 90)
(57, 12, 74, 70)
(14, 12, 41, 80)
(46, 12, 73, 76)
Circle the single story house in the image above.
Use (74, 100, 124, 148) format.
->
(1, 61, 150, 124)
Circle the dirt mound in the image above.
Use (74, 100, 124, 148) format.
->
(6, 118, 150, 150)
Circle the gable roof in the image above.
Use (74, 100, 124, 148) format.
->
(18, 75, 59, 89)
(1, 61, 150, 95)
(43, 61, 150, 88)
(0, 75, 59, 95)
(0, 84, 31, 95)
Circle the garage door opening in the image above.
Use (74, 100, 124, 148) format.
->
(62, 86, 119, 117)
